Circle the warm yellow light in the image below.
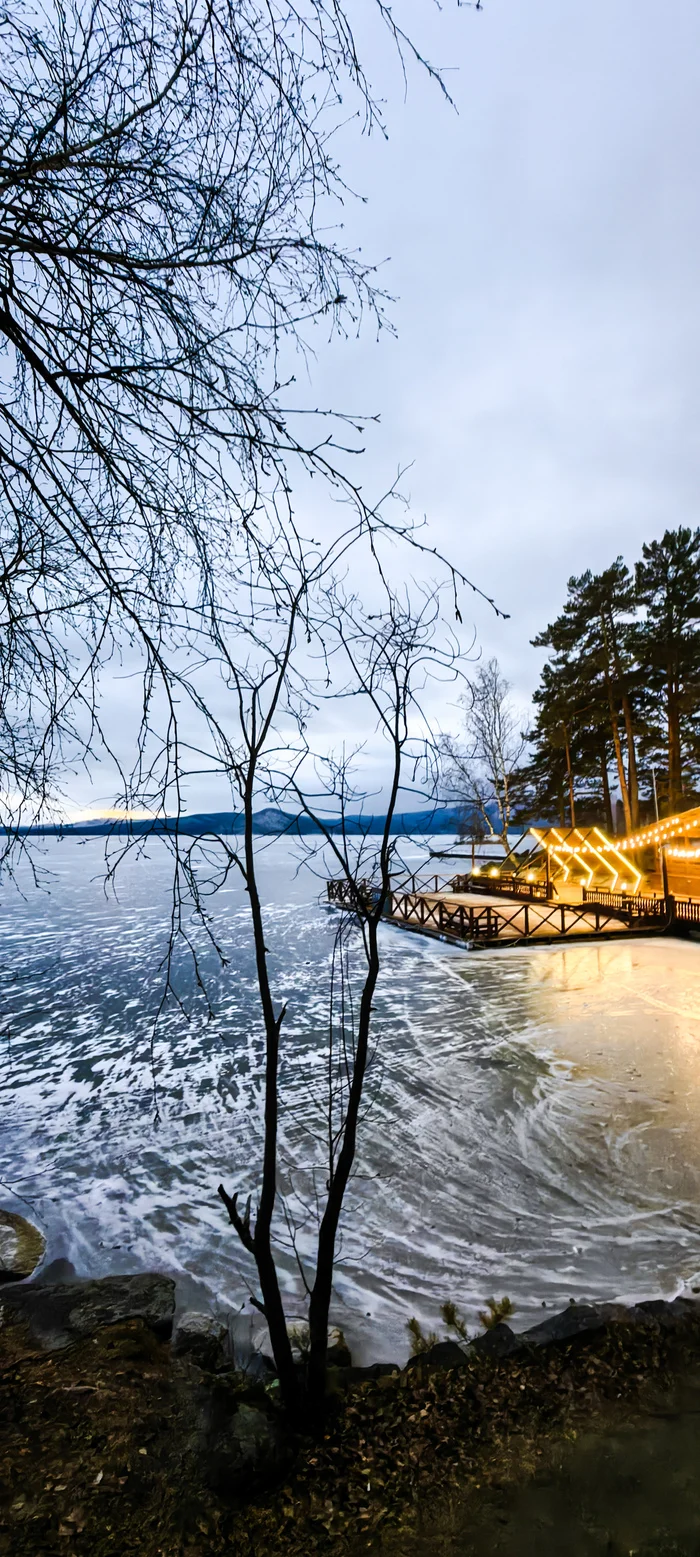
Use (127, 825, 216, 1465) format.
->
(489, 868, 499, 878)
(473, 866, 481, 875)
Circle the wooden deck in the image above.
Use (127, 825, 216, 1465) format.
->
(327, 873, 700, 948)
(388, 889, 634, 947)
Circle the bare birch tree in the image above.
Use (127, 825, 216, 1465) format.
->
(440, 657, 526, 857)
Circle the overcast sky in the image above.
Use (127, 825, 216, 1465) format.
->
(302, 0, 700, 691)
(73, 0, 700, 815)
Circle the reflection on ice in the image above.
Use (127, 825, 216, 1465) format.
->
(1, 839, 700, 1360)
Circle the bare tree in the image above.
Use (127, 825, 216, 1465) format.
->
(0, 0, 495, 1427)
(211, 570, 459, 1418)
(441, 657, 526, 857)
(0, 0, 492, 854)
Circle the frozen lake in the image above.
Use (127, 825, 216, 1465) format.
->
(1, 836, 700, 1360)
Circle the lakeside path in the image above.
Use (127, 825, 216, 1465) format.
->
(393, 888, 631, 943)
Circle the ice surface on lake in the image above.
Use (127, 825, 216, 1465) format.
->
(1, 836, 700, 1360)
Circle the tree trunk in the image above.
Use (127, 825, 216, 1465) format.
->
(606, 610, 639, 830)
(601, 612, 632, 833)
(605, 677, 632, 834)
(306, 914, 380, 1415)
(667, 666, 682, 811)
(236, 786, 299, 1412)
(621, 695, 639, 829)
(600, 752, 613, 833)
(305, 692, 404, 1419)
(562, 723, 576, 827)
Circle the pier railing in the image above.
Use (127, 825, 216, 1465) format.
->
(387, 891, 626, 944)
(450, 872, 549, 901)
(326, 878, 378, 910)
(581, 888, 665, 922)
(328, 876, 700, 942)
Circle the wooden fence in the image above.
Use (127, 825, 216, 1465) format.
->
(451, 872, 549, 902)
(390, 892, 637, 943)
(327, 877, 700, 945)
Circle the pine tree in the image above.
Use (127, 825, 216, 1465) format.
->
(530, 561, 639, 828)
(635, 528, 700, 811)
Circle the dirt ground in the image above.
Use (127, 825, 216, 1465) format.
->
(0, 1302, 696, 1557)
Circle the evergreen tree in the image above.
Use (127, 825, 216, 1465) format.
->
(518, 655, 610, 827)
(531, 561, 640, 829)
(514, 529, 700, 832)
(635, 528, 700, 811)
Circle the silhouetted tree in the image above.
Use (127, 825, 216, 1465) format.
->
(212, 570, 460, 1417)
(0, 0, 479, 853)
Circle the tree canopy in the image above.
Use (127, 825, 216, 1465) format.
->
(0, 0, 469, 851)
(520, 527, 700, 828)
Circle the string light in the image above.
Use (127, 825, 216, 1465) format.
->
(513, 807, 700, 900)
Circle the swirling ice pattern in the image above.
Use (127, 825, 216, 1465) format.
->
(1, 838, 700, 1361)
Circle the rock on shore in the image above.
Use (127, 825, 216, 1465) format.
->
(0, 1272, 176, 1348)
(0, 1210, 45, 1282)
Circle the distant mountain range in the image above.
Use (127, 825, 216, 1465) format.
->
(13, 805, 472, 839)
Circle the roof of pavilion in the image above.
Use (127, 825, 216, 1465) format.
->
(525, 806, 700, 891)
(613, 804, 700, 854)
(528, 825, 644, 891)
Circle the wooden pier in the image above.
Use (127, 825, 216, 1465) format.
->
(326, 873, 697, 949)
(327, 808, 700, 948)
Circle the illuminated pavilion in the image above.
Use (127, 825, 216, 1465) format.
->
(519, 805, 700, 900)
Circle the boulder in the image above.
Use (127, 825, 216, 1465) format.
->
(34, 1258, 77, 1285)
(236, 1347, 278, 1384)
(326, 1326, 352, 1368)
(172, 1309, 228, 1369)
(405, 1339, 468, 1374)
(0, 1210, 45, 1282)
(521, 1303, 606, 1348)
(286, 1320, 351, 1368)
(343, 1361, 400, 1388)
(469, 1323, 523, 1359)
(205, 1400, 286, 1495)
(0, 1272, 176, 1348)
(633, 1297, 700, 1331)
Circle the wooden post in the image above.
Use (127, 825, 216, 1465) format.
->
(661, 845, 670, 904)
